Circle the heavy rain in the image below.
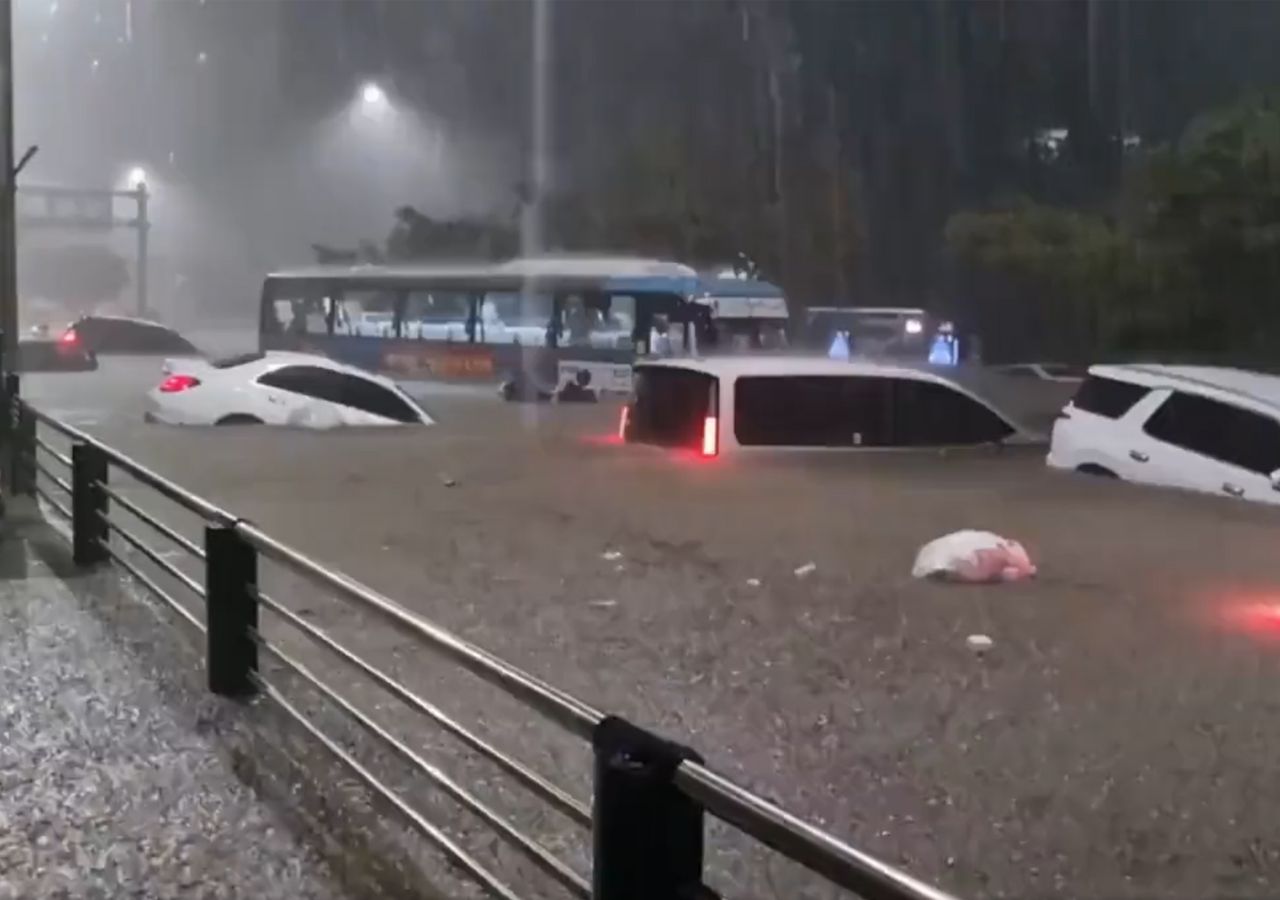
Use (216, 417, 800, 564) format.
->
(4, 2, 1280, 899)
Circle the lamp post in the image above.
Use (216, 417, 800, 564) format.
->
(0, 0, 15, 375)
(123, 166, 150, 317)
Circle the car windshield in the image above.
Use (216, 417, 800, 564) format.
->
(10, 4, 1280, 900)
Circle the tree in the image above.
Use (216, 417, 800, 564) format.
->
(1134, 91, 1280, 350)
(945, 90, 1280, 362)
(385, 206, 517, 262)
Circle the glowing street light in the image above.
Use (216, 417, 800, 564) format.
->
(360, 81, 388, 109)
(126, 166, 148, 191)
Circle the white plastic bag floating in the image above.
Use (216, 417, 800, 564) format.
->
(912, 530, 1037, 583)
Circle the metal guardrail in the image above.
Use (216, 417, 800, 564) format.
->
(4, 392, 959, 900)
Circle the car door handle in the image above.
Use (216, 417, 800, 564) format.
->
(1223, 483, 1245, 498)
(1129, 450, 1149, 463)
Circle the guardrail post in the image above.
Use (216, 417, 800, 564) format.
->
(1, 373, 17, 499)
(12, 401, 35, 496)
(71, 443, 109, 565)
(592, 716, 710, 900)
(205, 525, 258, 699)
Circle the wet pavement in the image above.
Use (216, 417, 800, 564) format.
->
(24, 358, 1280, 899)
(0, 512, 349, 900)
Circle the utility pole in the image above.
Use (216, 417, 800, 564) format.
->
(0, 0, 16, 373)
(136, 183, 149, 317)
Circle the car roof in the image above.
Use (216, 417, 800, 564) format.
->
(246, 351, 398, 387)
(806, 307, 927, 316)
(636, 355, 952, 379)
(1092, 363, 1280, 413)
(78, 314, 174, 329)
(638, 355, 1055, 438)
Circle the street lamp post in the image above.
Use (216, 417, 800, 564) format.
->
(122, 166, 150, 317)
(135, 181, 149, 317)
(0, 0, 16, 376)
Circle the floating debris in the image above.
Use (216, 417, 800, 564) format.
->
(601, 550, 623, 562)
(794, 562, 817, 579)
(912, 530, 1036, 583)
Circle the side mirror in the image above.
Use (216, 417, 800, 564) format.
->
(1270, 469, 1280, 492)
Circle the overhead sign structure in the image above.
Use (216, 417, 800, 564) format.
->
(16, 184, 150, 315)
(18, 187, 117, 231)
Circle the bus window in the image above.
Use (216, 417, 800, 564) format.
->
(583, 294, 635, 350)
(334, 288, 400, 338)
(563, 294, 592, 346)
(714, 318, 789, 353)
(479, 292, 553, 346)
(267, 279, 329, 335)
(403, 290, 472, 342)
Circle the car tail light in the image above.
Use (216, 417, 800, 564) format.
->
(618, 405, 630, 440)
(158, 374, 201, 393)
(59, 329, 78, 345)
(701, 415, 719, 457)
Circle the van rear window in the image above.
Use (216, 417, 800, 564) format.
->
(1071, 375, 1149, 419)
(629, 367, 715, 448)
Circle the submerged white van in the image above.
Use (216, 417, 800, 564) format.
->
(620, 356, 1026, 457)
(1048, 363, 1280, 505)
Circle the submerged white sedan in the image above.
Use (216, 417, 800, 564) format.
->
(145, 351, 433, 428)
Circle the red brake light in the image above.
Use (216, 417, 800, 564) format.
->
(60, 329, 78, 344)
(701, 415, 719, 457)
(619, 405, 631, 440)
(158, 374, 201, 393)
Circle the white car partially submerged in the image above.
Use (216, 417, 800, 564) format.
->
(620, 356, 1029, 456)
(146, 351, 433, 428)
(990, 362, 1086, 384)
(1048, 364, 1280, 505)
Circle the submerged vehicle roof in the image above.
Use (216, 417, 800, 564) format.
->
(1093, 363, 1280, 415)
(637, 354, 1065, 440)
(807, 306, 927, 316)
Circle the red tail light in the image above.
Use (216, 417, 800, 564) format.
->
(158, 374, 201, 393)
(59, 329, 78, 345)
(618, 405, 631, 440)
(701, 415, 719, 457)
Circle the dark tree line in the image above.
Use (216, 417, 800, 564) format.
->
(317, 0, 1280, 359)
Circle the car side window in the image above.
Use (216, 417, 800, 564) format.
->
(1071, 375, 1149, 418)
(1143, 392, 1280, 475)
(734, 375, 891, 447)
(258, 365, 419, 423)
(889, 378, 1014, 446)
(138, 323, 197, 354)
(333, 373, 421, 423)
(257, 365, 346, 404)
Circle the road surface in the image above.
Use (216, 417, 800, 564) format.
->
(23, 358, 1280, 900)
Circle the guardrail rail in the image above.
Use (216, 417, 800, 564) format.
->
(2, 386, 959, 900)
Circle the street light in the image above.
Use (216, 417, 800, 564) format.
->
(360, 81, 388, 109)
(126, 166, 148, 191)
